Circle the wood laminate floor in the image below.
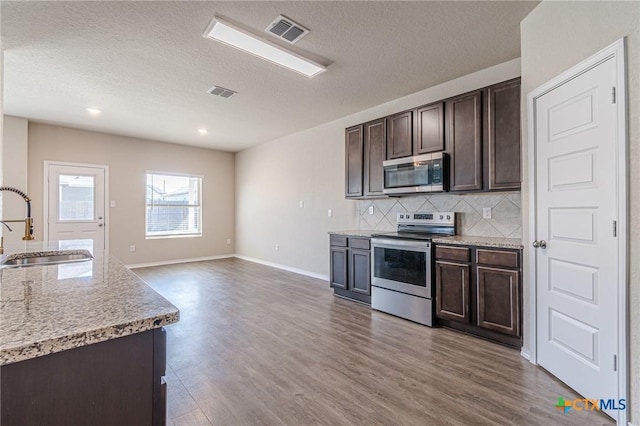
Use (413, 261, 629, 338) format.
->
(134, 258, 613, 426)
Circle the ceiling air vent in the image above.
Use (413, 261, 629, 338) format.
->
(207, 85, 237, 99)
(266, 15, 309, 44)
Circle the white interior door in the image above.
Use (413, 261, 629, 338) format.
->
(533, 57, 620, 417)
(47, 163, 107, 250)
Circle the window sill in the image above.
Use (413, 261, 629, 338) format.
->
(145, 234, 202, 240)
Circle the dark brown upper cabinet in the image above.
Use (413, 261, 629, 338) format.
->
(345, 125, 364, 198)
(363, 119, 386, 196)
(446, 90, 483, 191)
(415, 102, 445, 154)
(386, 110, 413, 159)
(486, 78, 521, 190)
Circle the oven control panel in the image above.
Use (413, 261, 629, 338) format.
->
(397, 212, 455, 225)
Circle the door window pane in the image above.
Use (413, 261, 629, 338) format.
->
(59, 174, 95, 221)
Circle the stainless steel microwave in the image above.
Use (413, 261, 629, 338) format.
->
(382, 152, 448, 195)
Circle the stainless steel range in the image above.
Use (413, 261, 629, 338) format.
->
(371, 212, 456, 326)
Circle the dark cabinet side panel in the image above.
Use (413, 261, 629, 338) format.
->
(363, 119, 387, 196)
(477, 266, 520, 336)
(415, 102, 445, 154)
(447, 91, 483, 191)
(349, 249, 371, 295)
(386, 110, 413, 159)
(1, 330, 155, 426)
(330, 247, 348, 290)
(487, 79, 521, 190)
(435, 261, 470, 323)
(345, 125, 364, 198)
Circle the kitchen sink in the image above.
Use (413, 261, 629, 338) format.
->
(0, 250, 94, 268)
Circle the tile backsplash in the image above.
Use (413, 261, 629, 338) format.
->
(357, 192, 522, 239)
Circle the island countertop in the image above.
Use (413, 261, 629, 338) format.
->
(0, 240, 179, 366)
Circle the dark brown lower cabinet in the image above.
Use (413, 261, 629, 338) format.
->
(435, 261, 470, 323)
(435, 244, 522, 348)
(349, 249, 371, 296)
(329, 235, 371, 304)
(1, 328, 167, 426)
(477, 266, 519, 336)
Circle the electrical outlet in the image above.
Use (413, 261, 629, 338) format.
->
(483, 207, 492, 219)
(226, 239, 231, 245)
(327, 209, 333, 217)
(299, 200, 304, 208)
(110, 200, 116, 208)
(368, 206, 374, 215)
(275, 244, 280, 251)
(129, 245, 136, 252)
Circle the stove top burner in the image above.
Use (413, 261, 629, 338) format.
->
(371, 231, 446, 241)
(371, 211, 457, 241)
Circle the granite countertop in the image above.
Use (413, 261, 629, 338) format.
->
(328, 230, 376, 238)
(0, 240, 179, 366)
(432, 235, 524, 249)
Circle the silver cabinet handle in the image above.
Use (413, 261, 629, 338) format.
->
(532, 240, 547, 249)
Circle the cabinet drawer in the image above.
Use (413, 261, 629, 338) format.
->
(330, 235, 348, 247)
(349, 237, 370, 250)
(435, 245, 470, 262)
(476, 249, 519, 268)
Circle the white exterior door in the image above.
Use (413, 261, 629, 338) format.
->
(533, 56, 621, 417)
(47, 163, 107, 250)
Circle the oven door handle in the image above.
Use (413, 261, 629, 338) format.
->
(371, 239, 431, 251)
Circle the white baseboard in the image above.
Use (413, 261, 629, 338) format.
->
(233, 254, 329, 281)
(520, 349, 532, 362)
(126, 254, 234, 269)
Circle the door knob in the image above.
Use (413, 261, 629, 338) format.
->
(98, 223, 104, 227)
(532, 240, 547, 249)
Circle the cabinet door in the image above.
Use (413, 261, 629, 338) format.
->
(435, 261, 470, 323)
(330, 247, 348, 290)
(415, 102, 444, 154)
(349, 249, 371, 295)
(363, 119, 386, 196)
(476, 266, 519, 336)
(446, 91, 482, 191)
(486, 79, 521, 190)
(386, 110, 413, 159)
(345, 126, 363, 198)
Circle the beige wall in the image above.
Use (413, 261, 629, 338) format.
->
(2, 115, 28, 244)
(28, 123, 235, 265)
(521, 1, 640, 423)
(235, 58, 520, 277)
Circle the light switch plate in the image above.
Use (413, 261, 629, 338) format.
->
(327, 209, 332, 217)
(368, 206, 374, 215)
(483, 207, 492, 219)
(110, 200, 116, 208)
(299, 200, 304, 208)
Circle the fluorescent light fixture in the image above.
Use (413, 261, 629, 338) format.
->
(86, 107, 102, 115)
(198, 128, 208, 135)
(203, 16, 326, 78)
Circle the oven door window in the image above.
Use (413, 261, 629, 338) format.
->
(373, 247, 426, 287)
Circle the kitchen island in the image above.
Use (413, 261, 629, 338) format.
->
(0, 240, 179, 426)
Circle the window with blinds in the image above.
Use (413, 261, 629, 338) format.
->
(145, 172, 202, 238)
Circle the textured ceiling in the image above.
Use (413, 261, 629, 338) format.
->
(2, 1, 538, 152)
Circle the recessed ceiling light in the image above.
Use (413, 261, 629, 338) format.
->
(86, 107, 102, 115)
(198, 129, 208, 135)
(203, 16, 326, 78)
